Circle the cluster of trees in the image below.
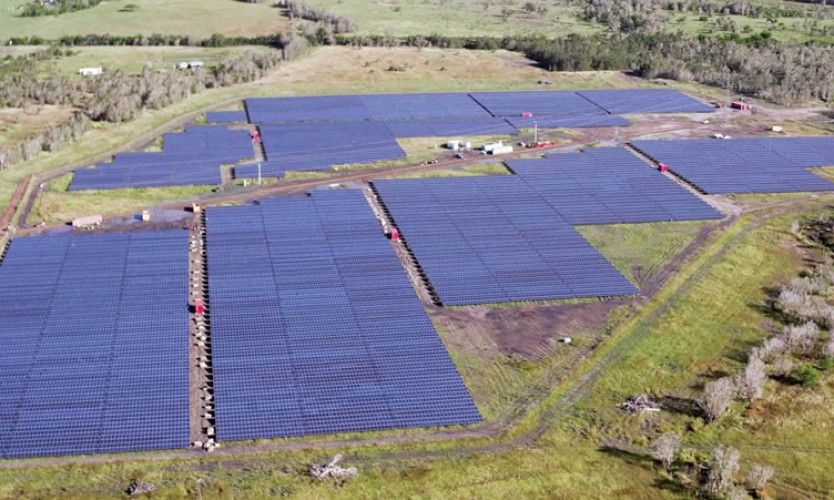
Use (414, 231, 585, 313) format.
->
(577, 0, 827, 32)
(0, 112, 88, 170)
(642, 435, 773, 497)
(517, 33, 834, 105)
(277, 0, 356, 45)
(700, 222, 834, 423)
(0, 50, 283, 123)
(18, 0, 104, 17)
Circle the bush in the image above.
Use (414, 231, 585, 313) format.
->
(737, 354, 766, 401)
(701, 377, 736, 422)
(788, 364, 821, 387)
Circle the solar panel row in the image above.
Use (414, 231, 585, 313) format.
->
(70, 126, 254, 190)
(577, 89, 716, 114)
(205, 190, 481, 440)
(205, 110, 248, 124)
(631, 137, 834, 194)
(0, 231, 190, 458)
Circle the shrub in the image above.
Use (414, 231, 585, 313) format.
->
(745, 463, 774, 495)
(651, 432, 681, 471)
(737, 354, 766, 401)
(701, 377, 736, 422)
(704, 446, 740, 495)
(789, 364, 821, 387)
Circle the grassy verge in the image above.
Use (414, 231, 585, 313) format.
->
(577, 221, 714, 283)
(27, 174, 213, 224)
(546, 198, 834, 497)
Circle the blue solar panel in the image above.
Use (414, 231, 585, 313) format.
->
(0, 230, 190, 458)
(245, 95, 369, 124)
(578, 89, 715, 114)
(234, 161, 284, 179)
(205, 189, 481, 440)
(359, 93, 492, 121)
(632, 137, 834, 194)
(507, 115, 631, 129)
(384, 118, 517, 138)
(205, 110, 248, 124)
(374, 147, 721, 305)
(70, 126, 253, 190)
(259, 122, 406, 171)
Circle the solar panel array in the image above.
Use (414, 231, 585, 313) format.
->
(205, 190, 481, 440)
(632, 137, 834, 194)
(384, 118, 517, 138)
(374, 176, 638, 305)
(0, 231, 190, 458)
(374, 147, 722, 305)
(507, 147, 722, 224)
(259, 122, 406, 171)
(205, 110, 248, 124)
(244, 90, 711, 172)
(578, 89, 716, 114)
(71, 126, 253, 190)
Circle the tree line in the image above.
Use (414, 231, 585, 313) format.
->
(0, 50, 287, 123)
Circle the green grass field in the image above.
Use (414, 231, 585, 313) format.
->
(303, 0, 597, 37)
(0, 0, 288, 39)
(578, 221, 714, 284)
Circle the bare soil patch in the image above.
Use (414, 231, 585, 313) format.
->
(434, 301, 620, 359)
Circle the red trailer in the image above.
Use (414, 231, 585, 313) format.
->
(731, 101, 752, 111)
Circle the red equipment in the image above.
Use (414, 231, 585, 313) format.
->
(195, 298, 205, 315)
(658, 163, 669, 173)
(389, 228, 400, 241)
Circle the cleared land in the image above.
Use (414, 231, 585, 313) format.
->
(0, 0, 289, 39)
